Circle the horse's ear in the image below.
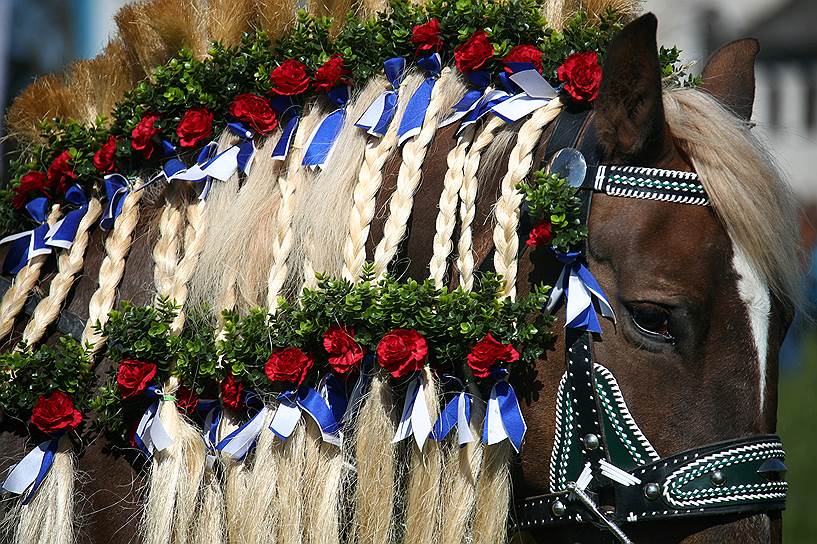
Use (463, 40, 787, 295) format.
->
(594, 13, 667, 163)
(700, 38, 759, 121)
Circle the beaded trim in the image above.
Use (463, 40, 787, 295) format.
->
(594, 165, 710, 206)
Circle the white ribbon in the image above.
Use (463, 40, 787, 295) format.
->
(1, 439, 55, 496)
(268, 399, 302, 439)
(135, 401, 174, 457)
(490, 69, 559, 123)
(392, 376, 433, 450)
(456, 392, 475, 446)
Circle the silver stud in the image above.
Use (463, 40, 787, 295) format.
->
(643, 483, 660, 500)
(710, 470, 726, 486)
(551, 500, 567, 517)
(583, 433, 600, 450)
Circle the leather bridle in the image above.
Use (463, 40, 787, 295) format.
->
(510, 108, 788, 543)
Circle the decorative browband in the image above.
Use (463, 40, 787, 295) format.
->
(592, 165, 709, 206)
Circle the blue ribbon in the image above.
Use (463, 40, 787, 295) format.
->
(226, 122, 257, 175)
(44, 185, 89, 250)
(355, 58, 406, 137)
(133, 385, 174, 459)
(0, 436, 60, 504)
(100, 175, 130, 231)
(302, 85, 349, 169)
(431, 391, 474, 446)
(440, 70, 490, 129)
(161, 139, 187, 179)
(268, 376, 348, 444)
(482, 378, 526, 453)
(272, 114, 300, 161)
(546, 249, 616, 334)
(0, 197, 51, 275)
(397, 53, 442, 145)
(203, 405, 270, 462)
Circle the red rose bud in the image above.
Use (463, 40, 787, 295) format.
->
(467, 333, 520, 379)
(557, 51, 602, 104)
(13, 171, 49, 210)
(175, 385, 199, 415)
(323, 325, 363, 375)
(131, 113, 161, 159)
(503, 44, 543, 74)
(221, 373, 244, 410)
(313, 55, 350, 93)
(30, 391, 83, 435)
(47, 151, 76, 195)
(526, 221, 552, 247)
(176, 107, 214, 148)
(411, 19, 443, 54)
(376, 329, 428, 379)
(229, 93, 279, 135)
(265, 347, 315, 386)
(454, 30, 494, 73)
(270, 59, 310, 96)
(116, 359, 157, 400)
(93, 135, 118, 174)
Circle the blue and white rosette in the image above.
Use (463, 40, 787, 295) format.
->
(203, 405, 270, 466)
(396, 53, 442, 146)
(100, 174, 131, 231)
(268, 375, 348, 446)
(302, 85, 350, 169)
(0, 197, 52, 275)
(490, 64, 559, 123)
(270, 97, 301, 161)
(43, 185, 89, 250)
(482, 370, 526, 453)
(1, 435, 62, 504)
(439, 70, 491, 129)
(355, 57, 407, 137)
(392, 373, 434, 450)
(546, 249, 616, 333)
(132, 385, 175, 459)
(431, 389, 475, 447)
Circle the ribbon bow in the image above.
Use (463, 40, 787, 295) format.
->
(100, 174, 131, 231)
(440, 70, 491, 129)
(482, 374, 526, 453)
(392, 374, 434, 450)
(0, 197, 52, 275)
(302, 85, 349, 169)
(431, 390, 475, 446)
(132, 386, 175, 459)
(396, 53, 442, 146)
(546, 250, 615, 334)
(268, 375, 348, 446)
(44, 185, 89, 249)
(490, 67, 558, 123)
(355, 58, 407, 137)
(203, 405, 270, 466)
(1, 435, 61, 504)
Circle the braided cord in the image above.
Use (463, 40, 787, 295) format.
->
(153, 189, 185, 301)
(492, 99, 563, 300)
(168, 196, 207, 333)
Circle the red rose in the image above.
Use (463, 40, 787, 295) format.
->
(93, 135, 117, 174)
(131, 113, 161, 159)
(313, 55, 350, 93)
(467, 333, 520, 379)
(270, 59, 310, 96)
(503, 44, 543, 74)
(175, 386, 199, 415)
(454, 30, 494, 73)
(265, 347, 315, 386)
(412, 19, 443, 54)
(30, 391, 83, 435)
(116, 359, 157, 399)
(526, 221, 552, 247)
(229, 93, 279, 135)
(176, 107, 214, 148)
(13, 171, 49, 210)
(47, 151, 76, 195)
(323, 325, 363, 375)
(557, 51, 602, 104)
(376, 329, 428, 379)
(221, 373, 244, 410)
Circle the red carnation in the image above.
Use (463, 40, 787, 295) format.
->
(503, 44, 543, 74)
(376, 329, 428, 379)
(13, 171, 49, 210)
(313, 55, 350, 93)
(526, 221, 552, 247)
(131, 113, 161, 159)
(116, 359, 157, 400)
(265, 347, 314, 386)
(454, 30, 494, 73)
(467, 333, 520, 379)
(30, 391, 83, 435)
(323, 325, 363, 375)
(221, 373, 244, 410)
(93, 135, 118, 174)
(47, 151, 76, 195)
(557, 51, 602, 104)
(229, 93, 279, 135)
(176, 107, 214, 148)
(175, 385, 199, 415)
(411, 19, 443, 55)
(270, 59, 310, 96)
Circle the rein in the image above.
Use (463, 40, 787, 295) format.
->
(510, 110, 788, 542)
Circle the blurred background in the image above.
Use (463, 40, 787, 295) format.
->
(0, 0, 815, 540)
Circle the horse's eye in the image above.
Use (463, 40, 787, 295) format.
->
(629, 303, 675, 343)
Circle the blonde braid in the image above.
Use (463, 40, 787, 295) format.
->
(492, 99, 563, 299)
(457, 116, 504, 290)
(82, 187, 143, 351)
(20, 198, 102, 347)
(169, 197, 207, 333)
(372, 68, 453, 278)
(0, 204, 61, 342)
(153, 188, 185, 300)
(429, 131, 471, 288)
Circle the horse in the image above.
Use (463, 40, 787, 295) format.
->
(0, 1, 801, 543)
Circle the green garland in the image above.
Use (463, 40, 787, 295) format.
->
(518, 170, 587, 252)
